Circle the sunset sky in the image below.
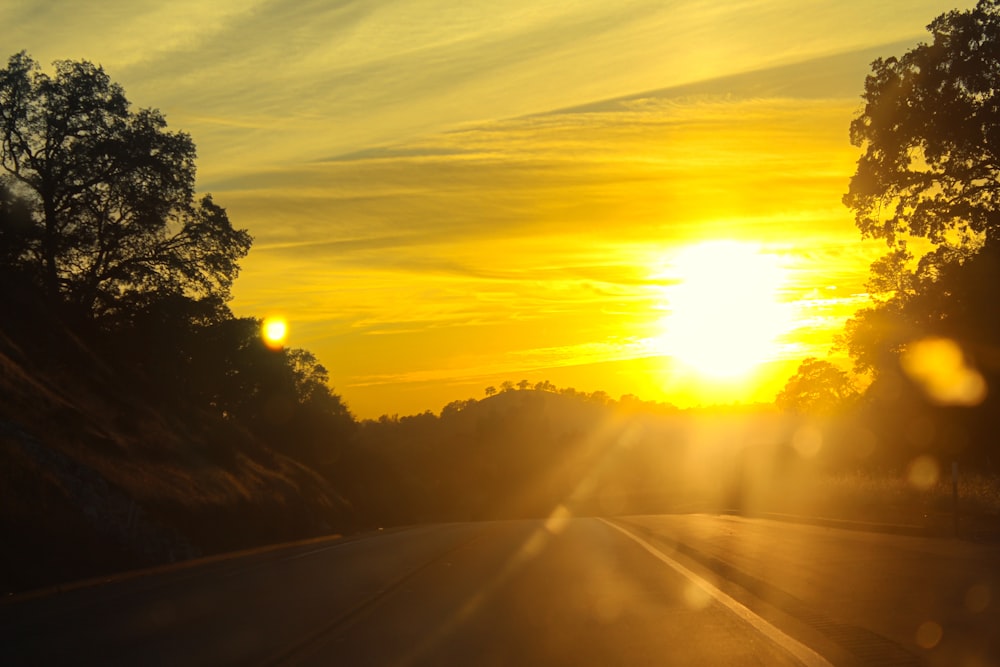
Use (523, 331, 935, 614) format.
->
(1, 1, 977, 418)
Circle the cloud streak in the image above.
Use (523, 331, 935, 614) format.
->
(222, 82, 888, 415)
(0, 1, 970, 416)
(0, 1, 975, 177)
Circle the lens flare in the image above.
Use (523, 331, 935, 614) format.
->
(791, 425, 823, 458)
(965, 583, 991, 613)
(907, 455, 940, 491)
(683, 581, 713, 610)
(900, 337, 986, 406)
(262, 317, 288, 350)
(915, 621, 943, 649)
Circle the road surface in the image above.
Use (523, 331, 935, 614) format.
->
(2, 514, 998, 666)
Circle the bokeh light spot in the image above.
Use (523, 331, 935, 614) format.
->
(907, 455, 940, 491)
(915, 620, 943, 649)
(900, 337, 987, 406)
(682, 581, 712, 610)
(262, 317, 288, 350)
(544, 504, 572, 534)
(965, 583, 991, 613)
(792, 425, 822, 458)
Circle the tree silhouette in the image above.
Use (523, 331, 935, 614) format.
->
(0, 52, 251, 317)
(845, 1, 1000, 251)
(776, 358, 859, 415)
(0, 182, 32, 269)
(484, 385, 496, 397)
(0, 52, 364, 554)
(842, 2, 1000, 375)
(839, 3, 1000, 468)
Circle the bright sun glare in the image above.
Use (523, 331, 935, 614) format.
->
(262, 317, 288, 349)
(658, 240, 792, 380)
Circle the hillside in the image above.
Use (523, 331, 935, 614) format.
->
(0, 286, 359, 594)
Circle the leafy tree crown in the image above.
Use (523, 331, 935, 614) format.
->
(0, 51, 251, 317)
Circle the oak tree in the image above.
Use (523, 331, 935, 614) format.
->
(842, 1, 1000, 376)
(845, 0, 1000, 250)
(775, 358, 859, 415)
(0, 52, 251, 318)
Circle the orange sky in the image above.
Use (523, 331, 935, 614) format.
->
(221, 67, 901, 416)
(1, 1, 977, 417)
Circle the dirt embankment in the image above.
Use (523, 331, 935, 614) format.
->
(0, 296, 357, 594)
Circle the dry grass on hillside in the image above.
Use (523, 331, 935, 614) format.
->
(0, 313, 355, 593)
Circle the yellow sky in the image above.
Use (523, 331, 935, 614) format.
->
(0, 1, 977, 417)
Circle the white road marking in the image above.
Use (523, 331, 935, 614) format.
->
(599, 518, 834, 667)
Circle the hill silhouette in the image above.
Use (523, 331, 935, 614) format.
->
(344, 387, 789, 523)
(0, 281, 359, 593)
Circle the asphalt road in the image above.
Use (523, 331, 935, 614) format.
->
(2, 515, 998, 666)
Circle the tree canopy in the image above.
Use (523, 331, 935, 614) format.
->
(775, 358, 859, 416)
(845, 0, 1000, 250)
(0, 52, 251, 318)
(825, 2, 1000, 470)
(841, 1, 1000, 378)
(0, 52, 354, 467)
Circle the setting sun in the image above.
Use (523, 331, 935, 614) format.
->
(262, 317, 288, 350)
(657, 241, 792, 381)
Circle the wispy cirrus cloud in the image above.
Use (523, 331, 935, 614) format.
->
(0, 1, 961, 416)
(0, 1, 974, 179)
(226, 76, 886, 416)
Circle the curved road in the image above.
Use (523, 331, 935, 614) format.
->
(2, 515, 998, 666)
